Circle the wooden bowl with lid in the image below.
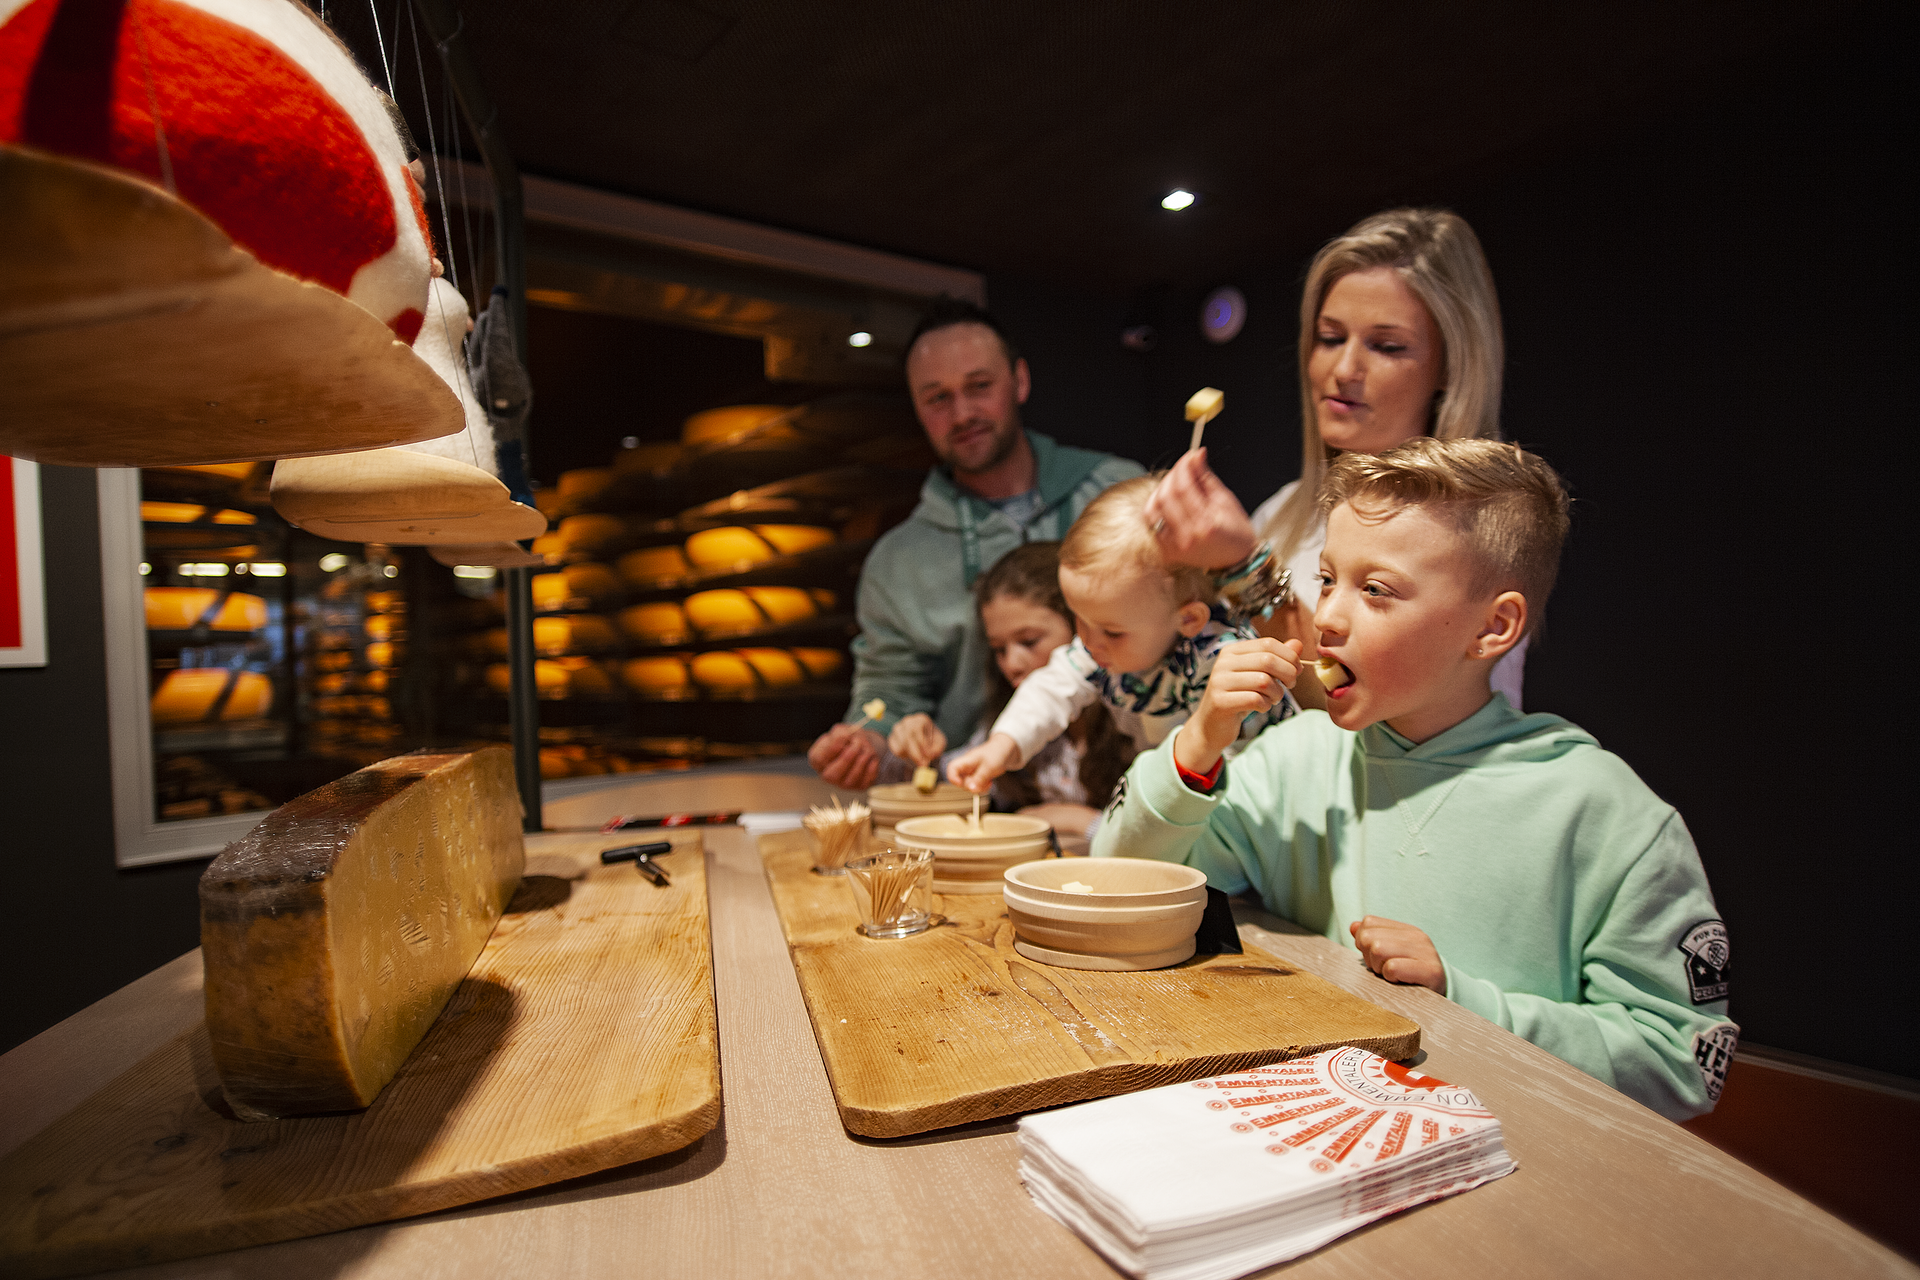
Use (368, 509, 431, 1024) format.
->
(1001, 858, 1208, 970)
(892, 812, 1053, 895)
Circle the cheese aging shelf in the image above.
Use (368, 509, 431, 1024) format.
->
(452, 393, 928, 777)
(136, 465, 458, 824)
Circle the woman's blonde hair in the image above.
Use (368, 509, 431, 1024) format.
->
(1265, 208, 1505, 562)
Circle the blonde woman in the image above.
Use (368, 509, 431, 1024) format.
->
(1148, 207, 1528, 708)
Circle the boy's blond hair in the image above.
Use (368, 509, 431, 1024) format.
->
(1060, 476, 1213, 606)
(1318, 438, 1568, 636)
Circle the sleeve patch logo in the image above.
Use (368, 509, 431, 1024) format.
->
(1677, 918, 1730, 1004)
(1692, 1022, 1739, 1103)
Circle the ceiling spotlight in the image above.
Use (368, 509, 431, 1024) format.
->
(319, 553, 349, 572)
(847, 331, 873, 348)
(1161, 189, 1196, 212)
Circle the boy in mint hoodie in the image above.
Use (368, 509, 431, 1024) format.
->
(1093, 438, 1736, 1121)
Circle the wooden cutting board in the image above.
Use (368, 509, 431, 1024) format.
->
(759, 830, 1419, 1138)
(0, 833, 719, 1280)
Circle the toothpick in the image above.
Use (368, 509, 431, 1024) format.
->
(970, 792, 982, 832)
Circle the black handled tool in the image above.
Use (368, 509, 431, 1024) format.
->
(601, 841, 673, 886)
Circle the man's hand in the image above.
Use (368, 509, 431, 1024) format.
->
(807, 723, 884, 790)
(887, 713, 947, 768)
(1349, 916, 1447, 993)
(948, 732, 1021, 794)
(1145, 449, 1259, 570)
(1172, 638, 1301, 776)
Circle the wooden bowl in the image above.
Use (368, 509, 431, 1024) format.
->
(1001, 859, 1208, 970)
(866, 782, 975, 844)
(893, 813, 1052, 895)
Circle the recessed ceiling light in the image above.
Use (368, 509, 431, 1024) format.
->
(848, 331, 873, 348)
(1161, 189, 1196, 212)
(319, 553, 350, 572)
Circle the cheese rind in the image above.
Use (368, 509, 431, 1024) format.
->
(199, 749, 524, 1119)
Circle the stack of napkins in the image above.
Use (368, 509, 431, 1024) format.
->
(1019, 1046, 1516, 1280)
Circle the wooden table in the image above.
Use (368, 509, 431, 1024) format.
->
(4, 762, 1911, 1279)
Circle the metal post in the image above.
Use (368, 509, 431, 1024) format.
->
(411, 0, 541, 830)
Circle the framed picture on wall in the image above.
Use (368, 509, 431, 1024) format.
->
(2, 455, 47, 668)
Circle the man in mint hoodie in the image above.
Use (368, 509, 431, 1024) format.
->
(809, 300, 1142, 788)
(1097, 438, 1736, 1121)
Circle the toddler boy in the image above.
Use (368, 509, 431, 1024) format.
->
(1093, 439, 1736, 1120)
(949, 476, 1293, 793)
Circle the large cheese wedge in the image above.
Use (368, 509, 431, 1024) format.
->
(198, 749, 524, 1120)
(144, 587, 268, 632)
(617, 544, 692, 586)
(683, 525, 833, 571)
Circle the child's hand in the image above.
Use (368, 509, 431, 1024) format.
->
(1349, 916, 1447, 994)
(948, 733, 1021, 794)
(887, 713, 947, 767)
(1172, 638, 1302, 776)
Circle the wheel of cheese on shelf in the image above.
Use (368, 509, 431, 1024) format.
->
(141, 502, 257, 526)
(530, 562, 623, 612)
(364, 641, 402, 669)
(312, 672, 350, 695)
(364, 590, 404, 614)
(314, 650, 352, 672)
(613, 442, 684, 475)
(151, 668, 273, 725)
(362, 669, 389, 694)
(144, 587, 268, 632)
(680, 405, 793, 448)
(791, 647, 845, 679)
(683, 525, 833, 571)
(529, 531, 566, 560)
(617, 601, 693, 646)
(558, 514, 630, 557)
(616, 544, 693, 586)
(531, 614, 618, 655)
(556, 467, 614, 508)
(364, 614, 402, 642)
(691, 647, 805, 693)
(485, 657, 613, 699)
(621, 655, 695, 698)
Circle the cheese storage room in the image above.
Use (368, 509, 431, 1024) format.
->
(1, 2, 1913, 1277)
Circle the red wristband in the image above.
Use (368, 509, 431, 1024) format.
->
(1175, 755, 1224, 794)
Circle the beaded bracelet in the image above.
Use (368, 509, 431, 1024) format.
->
(1212, 542, 1293, 619)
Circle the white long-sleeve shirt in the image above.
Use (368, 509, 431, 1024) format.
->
(989, 607, 1295, 768)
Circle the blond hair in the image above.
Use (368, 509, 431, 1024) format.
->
(1060, 476, 1213, 606)
(1318, 438, 1568, 636)
(1265, 208, 1505, 563)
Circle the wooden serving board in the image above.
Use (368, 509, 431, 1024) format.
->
(759, 830, 1419, 1138)
(0, 833, 719, 1280)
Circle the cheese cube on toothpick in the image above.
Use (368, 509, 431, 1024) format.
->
(1185, 387, 1224, 452)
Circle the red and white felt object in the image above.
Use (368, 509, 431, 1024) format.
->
(0, 0, 432, 342)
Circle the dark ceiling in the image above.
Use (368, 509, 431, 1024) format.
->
(328, 0, 1830, 296)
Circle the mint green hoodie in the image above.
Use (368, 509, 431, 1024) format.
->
(1092, 695, 1737, 1121)
(848, 432, 1143, 743)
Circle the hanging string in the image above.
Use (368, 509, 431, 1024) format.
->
(129, 8, 176, 196)
(448, 82, 482, 297)
(365, 0, 394, 96)
(404, 0, 458, 296)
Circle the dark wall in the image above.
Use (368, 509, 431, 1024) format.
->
(1, 467, 208, 1053)
(997, 32, 1910, 1075)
